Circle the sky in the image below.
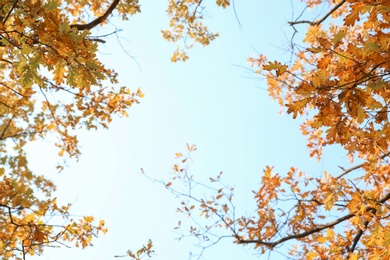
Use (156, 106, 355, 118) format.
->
(26, 1, 350, 260)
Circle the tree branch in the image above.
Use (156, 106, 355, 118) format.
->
(70, 0, 120, 30)
(87, 38, 106, 43)
(3, 0, 18, 25)
(289, 0, 347, 26)
(238, 213, 354, 249)
(238, 190, 390, 250)
(337, 151, 390, 179)
(347, 191, 390, 253)
(0, 114, 15, 140)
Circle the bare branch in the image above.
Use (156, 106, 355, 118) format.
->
(87, 38, 106, 43)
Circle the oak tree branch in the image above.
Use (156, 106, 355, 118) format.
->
(70, 0, 120, 30)
(289, 0, 347, 26)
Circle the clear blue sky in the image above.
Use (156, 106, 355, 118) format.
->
(27, 1, 349, 259)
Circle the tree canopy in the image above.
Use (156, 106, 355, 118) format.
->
(163, 0, 390, 259)
(0, 0, 227, 259)
(4, 0, 390, 259)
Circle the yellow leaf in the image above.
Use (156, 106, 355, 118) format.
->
(317, 236, 327, 243)
(306, 251, 318, 259)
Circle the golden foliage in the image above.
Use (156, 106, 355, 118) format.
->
(162, 1, 390, 259)
(0, 0, 223, 258)
(163, 0, 224, 62)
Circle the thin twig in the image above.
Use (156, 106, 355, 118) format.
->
(289, 0, 347, 26)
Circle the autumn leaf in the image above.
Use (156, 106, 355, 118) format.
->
(368, 80, 386, 90)
(32, 229, 47, 244)
(364, 41, 381, 52)
(344, 8, 360, 26)
(263, 61, 288, 76)
(332, 30, 345, 44)
(216, 0, 230, 8)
